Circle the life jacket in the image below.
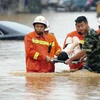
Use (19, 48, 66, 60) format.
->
(47, 33, 61, 58)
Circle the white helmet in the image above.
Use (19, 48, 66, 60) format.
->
(97, 17, 100, 26)
(44, 21, 50, 31)
(33, 16, 47, 27)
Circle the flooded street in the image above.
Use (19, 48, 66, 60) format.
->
(0, 10, 100, 100)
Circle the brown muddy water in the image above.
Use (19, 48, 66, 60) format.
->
(0, 10, 100, 100)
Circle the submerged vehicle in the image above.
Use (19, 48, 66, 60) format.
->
(0, 21, 33, 40)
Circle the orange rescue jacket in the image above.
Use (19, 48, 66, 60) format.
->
(24, 31, 54, 72)
(47, 33, 61, 58)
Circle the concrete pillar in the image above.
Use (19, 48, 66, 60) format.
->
(18, 0, 25, 12)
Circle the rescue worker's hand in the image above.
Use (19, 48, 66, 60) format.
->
(79, 57, 83, 63)
(79, 55, 87, 63)
(46, 56, 51, 62)
(65, 59, 72, 65)
(50, 58, 56, 64)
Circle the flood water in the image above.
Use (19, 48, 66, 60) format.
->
(0, 10, 100, 100)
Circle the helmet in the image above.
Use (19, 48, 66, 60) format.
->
(44, 21, 50, 31)
(33, 16, 47, 27)
(57, 51, 69, 61)
(97, 17, 100, 26)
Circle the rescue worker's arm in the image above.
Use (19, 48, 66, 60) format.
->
(79, 54, 87, 62)
(54, 36, 61, 56)
(24, 35, 48, 61)
(65, 50, 86, 65)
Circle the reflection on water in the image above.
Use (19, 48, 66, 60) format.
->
(25, 76, 75, 100)
(0, 74, 100, 100)
(68, 77, 100, 100)
(0, 11, 100, 100)
(25, 76, 54, 100)
(25, 76, 100, 100)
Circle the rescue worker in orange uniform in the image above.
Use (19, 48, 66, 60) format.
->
(44, 21, 61, 58)
(24, 16, 54, 72)
(63, 22, 85, 71)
